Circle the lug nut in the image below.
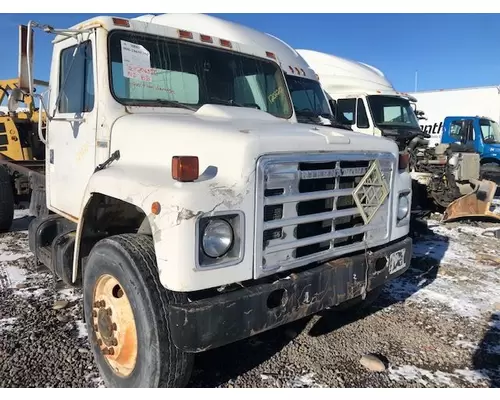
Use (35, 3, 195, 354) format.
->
(92, 310, 97, 318)
(94, 325, 99, 332)
(112, 338, 118, 346)
(108, 348, 115, 355)
(112, 323, 117, 331)
(100, 300, 106, 307)
(93, 301, 100, 308)
(106, 308, 112, 316)
(97, 339, 103, 346)
(102, 348, 110, 355)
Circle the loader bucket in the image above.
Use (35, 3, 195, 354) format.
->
(442, 179, 500, 223)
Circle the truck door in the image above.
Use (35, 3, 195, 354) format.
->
(46, 35, 97, 221)
(442, 118, 475, 149)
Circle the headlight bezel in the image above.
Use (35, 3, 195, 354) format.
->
(196, 211, 245, 269)
(396, 190, 411, 225)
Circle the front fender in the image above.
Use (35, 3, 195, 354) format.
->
(72, 164, 256, 292)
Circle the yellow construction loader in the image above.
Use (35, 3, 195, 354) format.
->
(0, 77, 47, 231)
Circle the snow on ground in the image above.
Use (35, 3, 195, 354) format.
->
(388, 365, 498, 387)
(385, 220, 500, 320)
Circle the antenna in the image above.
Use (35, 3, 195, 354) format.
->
(414, 70, 418, 92)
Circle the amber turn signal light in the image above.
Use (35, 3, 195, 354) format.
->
(172, 156, 199, 182)
(398, 151, 410, 171)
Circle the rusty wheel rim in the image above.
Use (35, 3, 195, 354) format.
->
(92, 274, 138, 377)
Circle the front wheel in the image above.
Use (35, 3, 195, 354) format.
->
(480, 162, 500, 186)
(83, 234, 194, 388)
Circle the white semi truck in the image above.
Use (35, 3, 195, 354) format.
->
(297, 49, 499, 220)
(3, 15, 413, 387)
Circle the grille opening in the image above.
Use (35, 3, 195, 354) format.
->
(296, 240, 331, 258)
(296, 219, 332, 258)
(297, 198, 333, 216)
(263, 228, 282, 247)
(333, 216, 365, 248)
(299, 177, 335, 193)
(339, 160, 370, 168)
(264, 204, 283, 222)
(299, 161, 336, 171)
(265, 188, 284, 197)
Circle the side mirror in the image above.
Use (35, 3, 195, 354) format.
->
(7, 88, 24, 113)
(18, 24, 34, 94)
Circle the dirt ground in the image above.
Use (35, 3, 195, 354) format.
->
(0, 207, 499, 388)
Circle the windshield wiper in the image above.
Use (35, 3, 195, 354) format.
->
(208, 97, 243, 107)
(152, 99, 197, 111)
(124, 98, 197, 111)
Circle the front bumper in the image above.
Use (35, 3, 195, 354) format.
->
(168, 236, 412, 353)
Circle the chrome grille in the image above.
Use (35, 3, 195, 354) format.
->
(254, 152, 395, 278)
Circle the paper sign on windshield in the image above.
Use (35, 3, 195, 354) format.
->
(121, 40, 153, 82)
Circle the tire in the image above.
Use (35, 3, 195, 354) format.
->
(480, 162, 500, 185)
(83, 233, 194, 388)
(0, 166, 14, 232)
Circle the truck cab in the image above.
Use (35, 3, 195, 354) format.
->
(440, 116, 500, 177)
(140, 13, 351, 130)
(296, 49, 424, 149)
(9, 14, 412, 388)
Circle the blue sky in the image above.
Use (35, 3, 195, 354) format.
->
(0, 13, 498, 94)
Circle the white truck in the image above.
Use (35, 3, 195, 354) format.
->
(297, 49, 499, 220)
(5, 15, 413, 387)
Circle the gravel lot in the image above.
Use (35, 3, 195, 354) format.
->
(1, 207, 499, 388)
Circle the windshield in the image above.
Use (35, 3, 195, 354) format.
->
(367, 95, 420, 129)
(108, 30, 292, 118)
(285, 75, 332, 124)
(479, 119, 500, 144)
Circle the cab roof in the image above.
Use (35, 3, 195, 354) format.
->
(133, 13, 318, 82)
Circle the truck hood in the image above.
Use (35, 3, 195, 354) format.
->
(109, 105, 399, 187)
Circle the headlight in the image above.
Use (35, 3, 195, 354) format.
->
(202, 219, 234, 258)
(397, 194, 410, 220)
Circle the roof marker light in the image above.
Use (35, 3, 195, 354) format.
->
(112, 18, 130, 27)
(200, 34, 213, 43)
(266, 51, 276, 60)
(178, 30, 193, 39)
(289, 66, 294, 73)
(294, 67, 301, 74)
(220, 39, 232, 48)
(300, 68, 306, 76)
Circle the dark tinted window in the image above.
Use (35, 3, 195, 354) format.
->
(336, 98, 356, 125)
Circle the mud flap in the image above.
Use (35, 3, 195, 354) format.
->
(442, 179, 500, 223)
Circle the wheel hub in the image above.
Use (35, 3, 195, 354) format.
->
(92, 274, 138, 377)
(97, 307, 115, 347)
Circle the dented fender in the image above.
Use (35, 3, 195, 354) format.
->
(72, 164, 257, 292)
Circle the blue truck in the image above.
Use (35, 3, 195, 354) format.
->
(438, 116, 500, 182)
